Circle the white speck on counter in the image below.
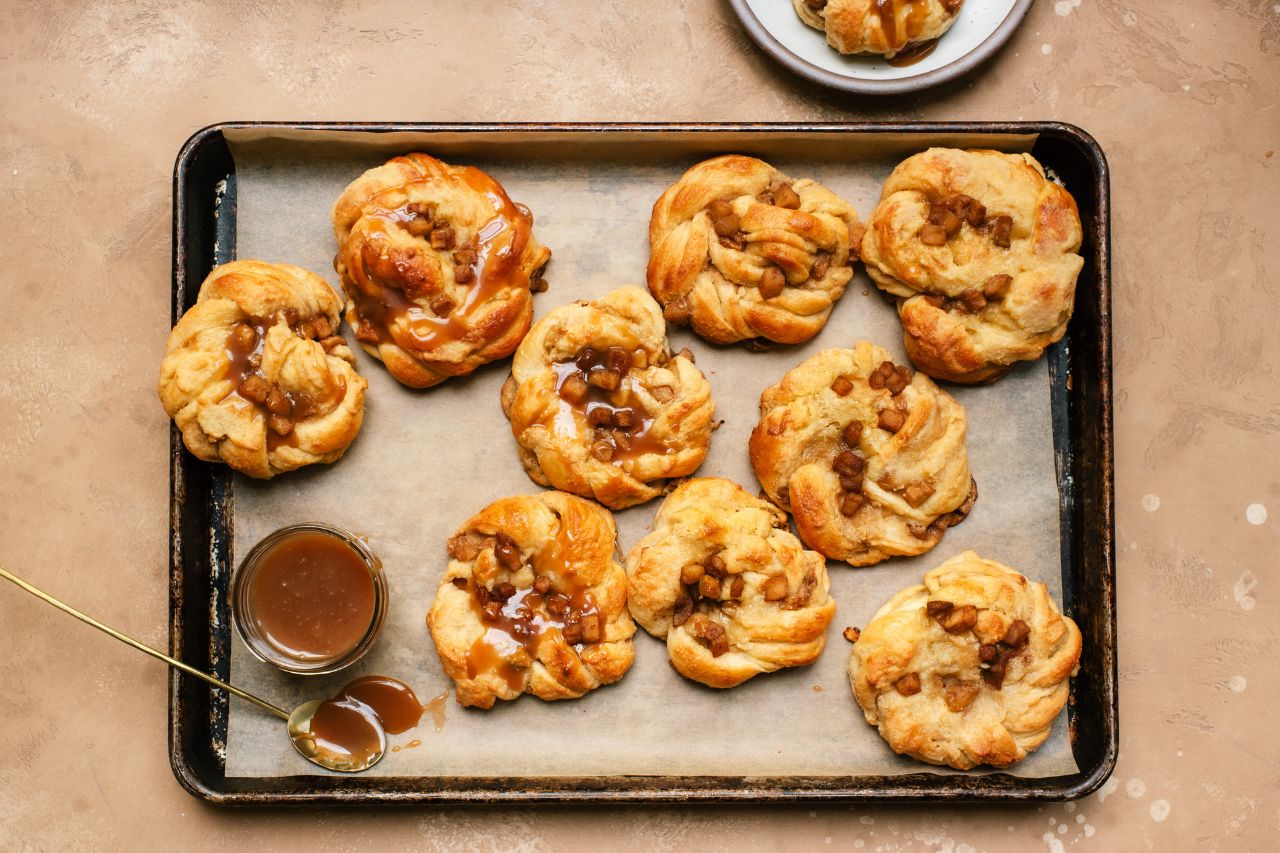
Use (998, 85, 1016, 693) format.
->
(1150, 799, 1171, 822)
(1076, 815, 1086, 824)
(1127, 778, 1147, 798)
(1083, 825, 1096, 838)
(1142, 494, 1160, 512)
(1227, 675, 1247, 692)
(1246, 503, 1267, 525)
(1042, 832, 1065, 853)
(1058, 824, 1068, 835)
(1065, 803, 1076, 813)
(1041, 43, 1053, 55)
(1054, 0, 1082, 15)
(1098, 776, 1119, 802)
(1234, 571, 1258, 611)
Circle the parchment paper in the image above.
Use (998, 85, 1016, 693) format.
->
(222, 130, 1078, 779)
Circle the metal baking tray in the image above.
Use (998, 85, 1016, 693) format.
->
(169, 122, 1115, 804)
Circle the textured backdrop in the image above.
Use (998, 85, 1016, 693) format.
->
(0, 0, 1276, 850)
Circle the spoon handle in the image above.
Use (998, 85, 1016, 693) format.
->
(0, 564, 290, 722)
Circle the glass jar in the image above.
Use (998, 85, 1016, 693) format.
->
(231, 522, 388, 675)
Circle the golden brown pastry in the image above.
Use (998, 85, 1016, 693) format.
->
(331, 153, 551, 388)
(861, 148, 1084, 383)
(625, 478, 836, 688)
(501, 286, 715, 510)
(647, 155, 863, 345)
(427, 491, 636, 709)
(749, 340, 975, 566)
(792, 0, 964, 58)
(848, 551, 1082, 769)
(158, 260, 366, 479)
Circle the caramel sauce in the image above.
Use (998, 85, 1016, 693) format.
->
(222, 314, 343, 450)
(875, 0, 929, 52)
(463, 523, 602, 688)
(336, 675, 424, 734)
(465, 635, 525, 691)
(247, 532, 375, 662)
(887, 37, 939, 67)
(306, 695, 384, 768)
(548, 349, 672, 464)
(392, 739, 423, 753)
(423, 688, 449, 732)
(307, 675, 425, 766)
(348, 166, 535, 354)
(224, 316, 269, 387)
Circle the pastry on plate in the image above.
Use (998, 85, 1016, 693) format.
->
(647, 155, 863, 345)
(861, 148, 1084, 383)
(427, 490, 636, 709)
(158, 260, 367, 479)
(749, 340, 975, 567)
(847, 551, 1082, 769)
(501, 286, 715, 510)
(625, 478, 836, 688)
(332, 153, 551, 388)
(792, 0, 965, 59)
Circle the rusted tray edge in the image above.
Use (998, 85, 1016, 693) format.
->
(168, 121, 1116, 805)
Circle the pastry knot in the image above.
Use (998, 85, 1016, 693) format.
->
(501, 286, 715, 510)
(861, 148, 1084, 383)
(792, 0, 965, 58)
(750, 340, 975, 566)
(647, 155, 862, 345)
(332, 153, 551, 388)
(427, 491, 636, 709)
(158, 260, 366, 479)
(848, 551, 1082, 769)
(625, 478, 836, 688)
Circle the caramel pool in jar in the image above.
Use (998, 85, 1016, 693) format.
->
(232, 523, 387, 675)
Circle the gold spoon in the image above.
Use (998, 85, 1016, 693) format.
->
(0, 565, 386, 773)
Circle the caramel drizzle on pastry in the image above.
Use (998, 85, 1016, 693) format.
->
(462, 523, 603, 689)
(347, 166, 537, 353)
(874, 0, 931, 52)
(548, 346, 674, 465)
(222, 310, 346, 450)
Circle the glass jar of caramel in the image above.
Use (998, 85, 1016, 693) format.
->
(232, 523, 388, 675)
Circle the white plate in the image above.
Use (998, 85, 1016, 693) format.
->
(730, 0, 1035, 94)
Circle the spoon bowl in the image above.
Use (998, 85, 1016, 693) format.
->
(287, 697, 388, 773)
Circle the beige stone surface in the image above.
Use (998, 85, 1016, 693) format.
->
(0, 0, 1276, 849)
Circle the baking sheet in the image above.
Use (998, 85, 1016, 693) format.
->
(222, 132, 1078, 779)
